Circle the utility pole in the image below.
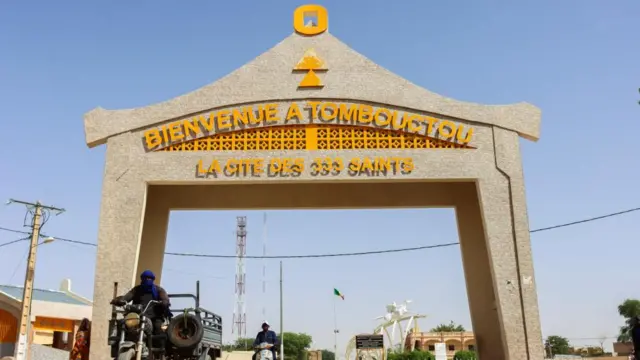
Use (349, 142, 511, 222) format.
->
(7, 199, 64, 360)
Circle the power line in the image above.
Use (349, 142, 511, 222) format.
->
(529, 207, 640, 233)
(0, 206, 639, 259)
(0, 236, 30, 249)
(0, 227, 30, 236)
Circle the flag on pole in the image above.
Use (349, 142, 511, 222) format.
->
(333, 288, 344, 300)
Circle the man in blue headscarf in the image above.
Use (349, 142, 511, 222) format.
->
(110, 270, 171, 342)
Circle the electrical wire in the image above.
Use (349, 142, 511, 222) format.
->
(7, 244, 31, 283)
(0, 206, 638, 259)
(0, 226, 30, 236)
(0, 236, 30, 249)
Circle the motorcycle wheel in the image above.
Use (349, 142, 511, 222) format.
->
(117, 349, 135, 360)
(166, 314, 204, 349)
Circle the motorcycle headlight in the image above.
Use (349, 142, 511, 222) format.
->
(124, 313, 140, 329)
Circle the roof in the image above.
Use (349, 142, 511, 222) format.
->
(83, 30, 541, 147)
(0, 285, 88, 306)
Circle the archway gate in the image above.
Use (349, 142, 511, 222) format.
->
(84, 5, 544, 360)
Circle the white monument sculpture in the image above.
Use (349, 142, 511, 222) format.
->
(345, 300, 426, 360)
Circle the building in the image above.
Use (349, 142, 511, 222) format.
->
(406, 331, 476, 359)
(0, 279, 92, 358)
(612, 342, 633, 356)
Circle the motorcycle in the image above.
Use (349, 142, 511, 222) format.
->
(255, 342, 274, 360)
(110, 299, 165, 360)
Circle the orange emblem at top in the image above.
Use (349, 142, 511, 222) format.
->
(293, 4, 328, 36)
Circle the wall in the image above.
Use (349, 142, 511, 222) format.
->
(29, 301, 92, 322)
(0, 302, 19, 358)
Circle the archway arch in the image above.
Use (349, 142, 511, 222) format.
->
(85, 5, 545, 360)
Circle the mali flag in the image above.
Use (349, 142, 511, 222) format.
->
(334, 288, 345, 300)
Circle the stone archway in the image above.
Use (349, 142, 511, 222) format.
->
(85, 5, 544, 360)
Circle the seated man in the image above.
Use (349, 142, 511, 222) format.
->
(252, 321, 279, 360)
(110, 270, 171, 347)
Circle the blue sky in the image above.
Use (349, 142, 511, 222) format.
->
(1, 0, 639, 354)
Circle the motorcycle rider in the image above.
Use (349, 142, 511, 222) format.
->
(110, 270, 171, 346)
(252, 321, 279, 360)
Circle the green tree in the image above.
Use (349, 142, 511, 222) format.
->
(233, 337, 255, 350)
(453, 350, 477, 360)
(429, 321, 465, 332)
(321, 350, 335, 360)
(282, 332, 313, 360)
(546, 335, 570, 355)
(617, 299, 640, 342)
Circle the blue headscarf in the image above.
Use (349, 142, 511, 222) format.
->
(140, 270, 159, 300)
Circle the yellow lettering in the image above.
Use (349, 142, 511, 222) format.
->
(198, 113, 215, 133)
(269, 158, 281, 173)
(293, 5, 328, 36)
(391, 114, 408, 131)
(438, 120, 456, 139)
(254, 159, 264, 175)
(232, 109, 249, 126)
(319, 102, 338, 121)
(456, 124, 473, 144)
(377, 157, 391, 172)
(361, 157, 374, 172)
(226, 159, 239, 175)
(144, 129, 163, 149)
(358, 105, 373, 124)
(425, 117, 438, 135)
(407, 115, 424, 133)
(207, 160, 221, 174)
(402, 158, 414, 172)
(373, 108, 391, 126)
(196, 160, 207, 175)
(160, 125, 169, 143)
(183, 118, 200, 137)
(286, 103, 303, 122)
(265, 103, 279, 123)
(337, 103, 358, 122)
(249, 106, 265, 124)
(169, 123, 184, 142)
(348, 158, 361, 172)
(293, 158, 305, 173)
(217, 110, 231, 130)
(307, 101, 321, 120)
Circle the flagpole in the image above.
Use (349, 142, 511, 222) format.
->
(333, 294, 338, 359)
(280, 261, 284, 360)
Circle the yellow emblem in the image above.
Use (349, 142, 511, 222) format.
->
(293, 5, 328, 36)
(295, 48, 326, 88)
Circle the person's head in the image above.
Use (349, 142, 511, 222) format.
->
(261, 322, 270, 332)
(79, 318, 91, 332)
(140, 270, 156, 289)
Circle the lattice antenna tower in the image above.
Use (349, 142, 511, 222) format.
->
(262, 213, 267, 321)
(233, 216, 247, 339)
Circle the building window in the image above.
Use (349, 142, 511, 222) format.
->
(468, 345, 475, 351)
(448, 345, 455, 352)
(414, 341, 421, 350)
(428, 345, 435, 351)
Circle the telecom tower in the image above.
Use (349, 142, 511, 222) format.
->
(233, 216, 247, 339)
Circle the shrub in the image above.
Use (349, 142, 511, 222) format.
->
(453, 350, 477, 360)
(387, 350, 434, 360)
